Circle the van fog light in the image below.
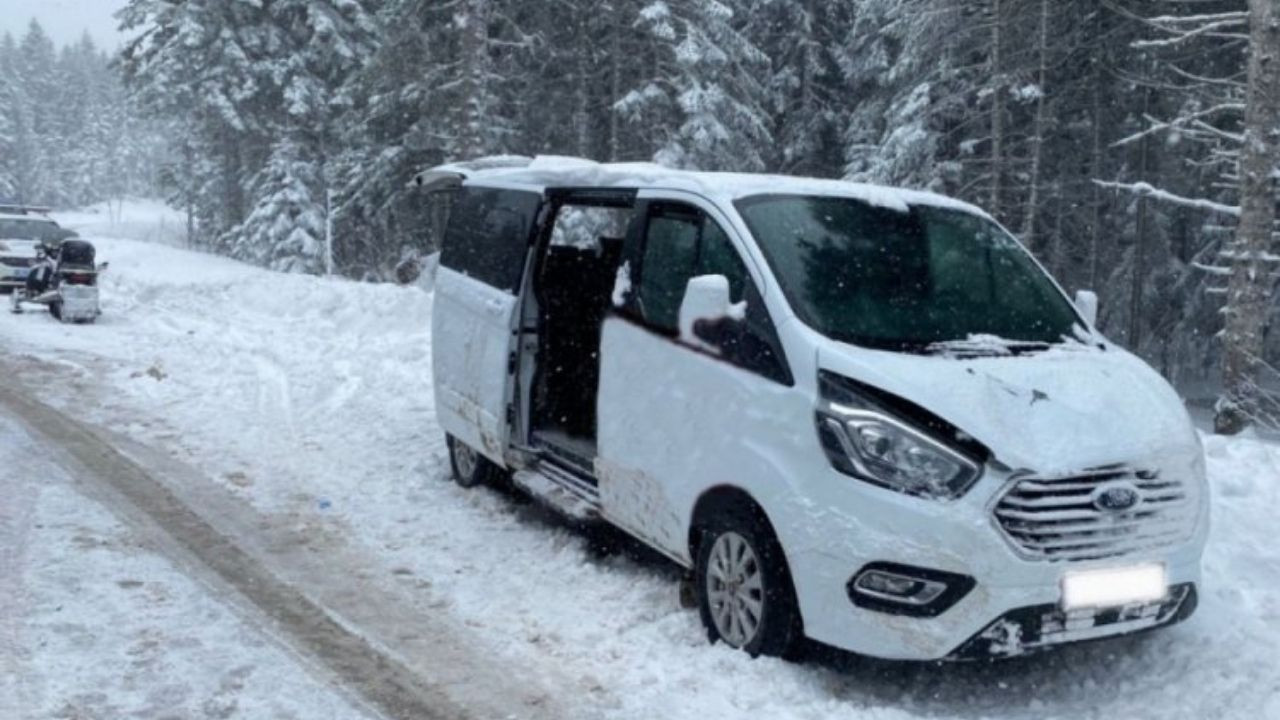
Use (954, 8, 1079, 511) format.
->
(847, 563, 976, 617)
(854, 570, 946, 604)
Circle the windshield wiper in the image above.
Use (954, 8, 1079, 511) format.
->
(925, 336, 1054, 358)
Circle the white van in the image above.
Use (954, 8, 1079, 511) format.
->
(423, 156, 1208, 661)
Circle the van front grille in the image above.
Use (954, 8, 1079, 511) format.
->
(992, 466, 1197, 562)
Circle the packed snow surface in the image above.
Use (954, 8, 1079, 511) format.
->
(0, 416, 377, 720)
(2, 223, 1279, 718)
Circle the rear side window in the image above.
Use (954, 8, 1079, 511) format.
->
(440, 187, 542, 293)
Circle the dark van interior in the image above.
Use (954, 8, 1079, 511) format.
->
(526, 200, 636, 471)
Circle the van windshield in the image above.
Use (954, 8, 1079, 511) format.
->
(735, 194, 1081, 353)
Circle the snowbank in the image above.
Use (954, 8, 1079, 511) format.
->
(2, 238, 1278, 719)
(52, 199, 188, 247)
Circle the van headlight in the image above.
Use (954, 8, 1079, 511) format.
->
(815, 374, 983, 500)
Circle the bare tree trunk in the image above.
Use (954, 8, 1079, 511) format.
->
(456, 0, 489, 158)
(989, 0, 1005, 220)
(575, 18, 591, 158)
(1218, 0, 1280, 433)
(607, 5, 621, 162)
(1021, 0, 1050, 253)
(1051, 181, 1064, 279)
(1128, 84, 1153, 350)
(1089, 80, 1103, 290)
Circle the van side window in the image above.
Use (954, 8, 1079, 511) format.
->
(636, 212, 700, 333)
(697, 221, 748, 300)
(633, 204, 792, 385)
(694, 221, 791, 385)
(440, 187, 541, 293)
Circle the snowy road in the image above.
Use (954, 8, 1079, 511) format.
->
(0, 386, 538, 720)
(2, 227, 1279, 719)
(0, 406, 381, 720)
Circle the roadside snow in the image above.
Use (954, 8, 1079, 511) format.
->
(2, 229, 1278, 719)
(52, 200, 188, 248)
(0, 414, 377, 720)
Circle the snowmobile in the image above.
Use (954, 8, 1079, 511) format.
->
(10, 239, 106, 323)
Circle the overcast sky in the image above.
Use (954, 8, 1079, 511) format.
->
(0, 0, 128, 51)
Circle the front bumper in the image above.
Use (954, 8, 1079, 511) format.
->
(949, 583, 1197, 659)
(793, 546, 1203, 661)
(780, 458, 1209, 661)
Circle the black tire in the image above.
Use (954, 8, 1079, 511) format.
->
(695, 502, 804, 659)
(446, 434, 506, 488)
(49, 300, 62, 321)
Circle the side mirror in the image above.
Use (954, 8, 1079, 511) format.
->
(1074, 290, 1099, 327)
(98, 262, 110, 272)
(678, 275, 733, 345)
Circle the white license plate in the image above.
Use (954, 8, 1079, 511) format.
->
(1061, 564, 1167, 610)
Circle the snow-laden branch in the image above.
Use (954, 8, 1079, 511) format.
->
(1192, 119, 1245, 144)
(1093, 180, 1241, 216)
(1145, 12, 1248, 27)
(1192, 261, 1233, 276)
(1112, 103, 1245, 147)
(1134, 13, 1248, 49)
(1169, 64, 1247, 89)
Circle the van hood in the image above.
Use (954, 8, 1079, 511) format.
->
(818, 341, 1197, 474)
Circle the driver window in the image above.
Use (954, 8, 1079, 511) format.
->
(637, 211, 699, 333)
(634, 204, 792, 385)
(697, 221, 749, 301)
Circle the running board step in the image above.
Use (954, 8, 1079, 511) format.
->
(512, 465, 601, 521)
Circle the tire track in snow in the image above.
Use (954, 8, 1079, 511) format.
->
(0, 382, 567, 720)
(0, 419, 41, 717)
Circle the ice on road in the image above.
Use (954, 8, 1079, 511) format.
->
(2, 224, 1279, 719)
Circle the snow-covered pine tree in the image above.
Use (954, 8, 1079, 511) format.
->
(839, 0, 969, 191)
(120, 0, 377, 266)
(227, 140, 327, 274)
(334, 0, 547, 275)
(0, 34, 19, 197)
(10, 21, 60, 205)
(0, 25, 161, 209)
(619, 0, 773, 171)
(745, 0, 850, 178)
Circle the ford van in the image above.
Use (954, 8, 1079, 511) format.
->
(421, 156, 1208, 661)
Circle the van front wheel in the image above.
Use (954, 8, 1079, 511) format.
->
(446, 434, 503, 489)
(695, 507, 803, 659)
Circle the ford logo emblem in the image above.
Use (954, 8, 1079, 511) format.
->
(1091, 481, 1142, 513)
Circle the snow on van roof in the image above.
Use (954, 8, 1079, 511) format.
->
(0, 212, 50, 220)
(422, 155, 991, 218)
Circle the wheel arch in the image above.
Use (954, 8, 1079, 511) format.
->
(688, 483, 808, 657)
(687, 485, 776, 563)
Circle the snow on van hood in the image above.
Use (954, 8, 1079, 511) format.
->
(818, 340, 1197, 474)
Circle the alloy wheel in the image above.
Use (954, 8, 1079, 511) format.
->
(705, 531, 765, 648)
